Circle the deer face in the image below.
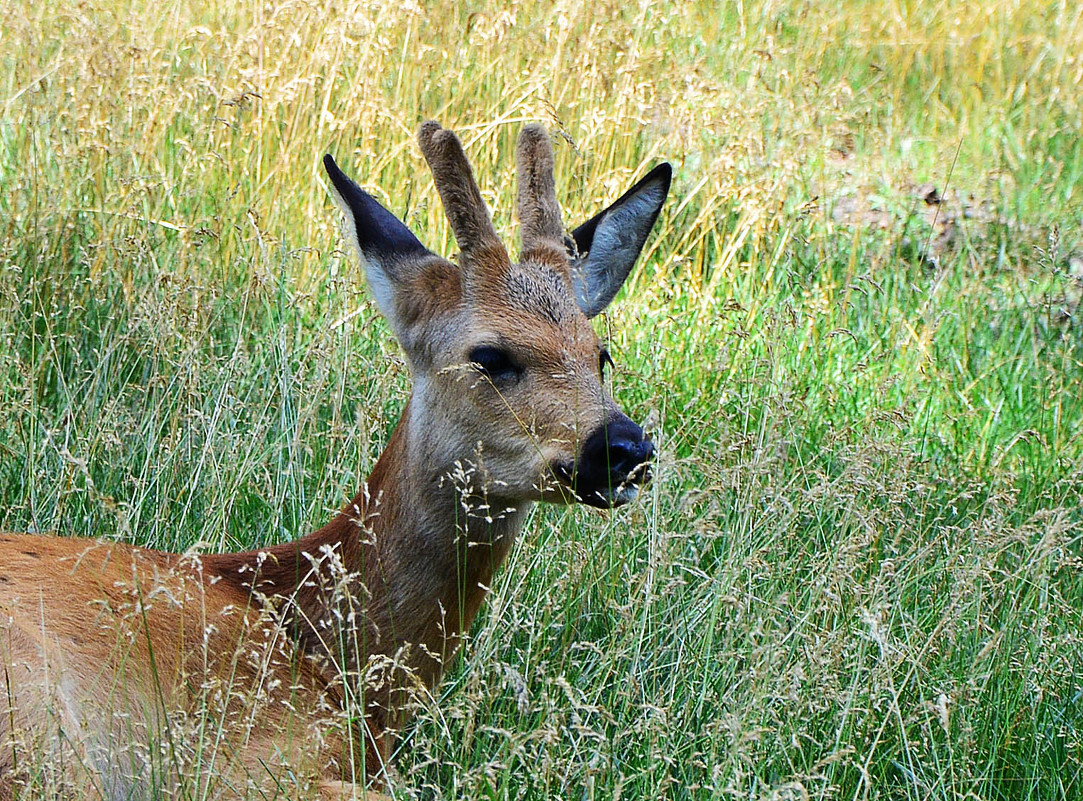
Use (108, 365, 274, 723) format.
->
(325, 122, 670, 509)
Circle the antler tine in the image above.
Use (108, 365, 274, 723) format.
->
(417, 121, 505, 260)
(516, 124, 566, 261)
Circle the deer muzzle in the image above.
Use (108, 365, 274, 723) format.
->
(566, 414, 655, 508)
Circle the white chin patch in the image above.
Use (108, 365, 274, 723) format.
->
(606, 485, 639, 507)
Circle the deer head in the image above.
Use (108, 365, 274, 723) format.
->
(324, 121, 670, 512)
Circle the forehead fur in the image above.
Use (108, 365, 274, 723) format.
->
(450, 258, 594, 362)
(499, 261, 578, 327)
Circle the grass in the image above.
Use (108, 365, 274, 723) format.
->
(2, 0, 1083, 797)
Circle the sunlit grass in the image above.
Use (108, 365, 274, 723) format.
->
(2, 0, 1082, 798)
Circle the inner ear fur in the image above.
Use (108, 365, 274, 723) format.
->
(570, 162, 672, 317)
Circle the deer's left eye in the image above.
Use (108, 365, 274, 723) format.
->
(469, 346, 522, 385)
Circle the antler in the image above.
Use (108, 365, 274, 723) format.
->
(417, 121, 506, 263)
(515, 124, 567, 263)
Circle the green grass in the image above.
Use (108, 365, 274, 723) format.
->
(3, 0, 1083, 798)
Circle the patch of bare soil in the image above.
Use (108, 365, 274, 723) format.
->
(821, 172, 1083, 327)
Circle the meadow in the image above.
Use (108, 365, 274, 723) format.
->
(2, 0, 1083, 798)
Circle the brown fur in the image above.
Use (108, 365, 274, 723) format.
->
(0, 122, 666, 798)
(417, 122, 504, 260)
(516, 123, 565, 254)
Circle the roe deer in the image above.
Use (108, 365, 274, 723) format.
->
(0, 121, 670, 799)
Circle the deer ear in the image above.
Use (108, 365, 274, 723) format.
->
(569, 163, 671, 318)
(323, 154, 432, 322)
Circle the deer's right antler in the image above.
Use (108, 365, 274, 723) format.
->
(418, 121, 507, 265)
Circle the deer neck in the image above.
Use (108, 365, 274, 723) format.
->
(351, 398, 528, 661)
(207, 398, 529, 689)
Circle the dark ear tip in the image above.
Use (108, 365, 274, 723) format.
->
(324, 154, 365, 202)
(649, 162, 673, 193)
(323, 153, 349, 190)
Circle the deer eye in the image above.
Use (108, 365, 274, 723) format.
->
(599, 347, 615, 380)
(469, 346, 521, 384)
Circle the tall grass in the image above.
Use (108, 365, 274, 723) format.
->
(2, 0, 1082, 798)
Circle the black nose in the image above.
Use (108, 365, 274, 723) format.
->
(606, 427, 655, 476)
(572, 415, 654, 507)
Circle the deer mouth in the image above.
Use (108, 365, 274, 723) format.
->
(551, 458, 652, 508)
